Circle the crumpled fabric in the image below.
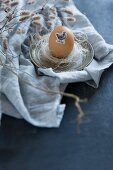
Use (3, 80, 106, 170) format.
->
(0, 0, 113, 127)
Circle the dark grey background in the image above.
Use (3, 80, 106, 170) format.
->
(0, 0, 113, 170)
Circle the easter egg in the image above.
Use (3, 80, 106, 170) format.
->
(49, 26, 75, 59)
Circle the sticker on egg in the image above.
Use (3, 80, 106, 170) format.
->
(49, 26, 75, 59)
(56, 31, 67, 44)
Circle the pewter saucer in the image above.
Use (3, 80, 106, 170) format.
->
(29, 32, 94, 72)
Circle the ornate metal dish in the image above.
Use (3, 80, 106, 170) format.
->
(29, 32, 94, 72)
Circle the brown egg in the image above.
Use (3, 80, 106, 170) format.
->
(49, 26, 74, 59)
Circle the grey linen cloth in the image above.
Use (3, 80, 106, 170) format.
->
(0, 0, 113, 127)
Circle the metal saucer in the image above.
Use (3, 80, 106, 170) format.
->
(29, 32, 94, 72)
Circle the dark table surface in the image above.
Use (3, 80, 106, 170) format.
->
(0, 0, 113, 170)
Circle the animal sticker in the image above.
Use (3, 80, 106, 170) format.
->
(56, 31, 67, 44)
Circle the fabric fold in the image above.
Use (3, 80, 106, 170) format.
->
(0, 0, 113, 127)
